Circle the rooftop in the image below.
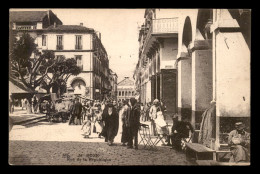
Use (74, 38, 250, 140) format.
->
(10, 11, 49, 22)
(45, 25, 95, 33)
(117, 77, 134, 86)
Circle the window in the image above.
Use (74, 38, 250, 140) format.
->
(57, 35, 63, 50)
(42, 35, 47, 46)
(129, 91, 131, 96)
(75, 35, 82, 50)
(75, 55, 83, 70)
(119, 91, 121, 96)
(122, 91, 124, 96)
(132, 91, 134, 96)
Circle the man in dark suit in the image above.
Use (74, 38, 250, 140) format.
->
(127, 98, 140, 149)
(74, 98, 83, 125)
(68, 99, 75, 125)
(171, 115, 194, 151)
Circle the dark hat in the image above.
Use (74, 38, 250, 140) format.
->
(235, 122, 245, 130)
(130, 97, 137, 106)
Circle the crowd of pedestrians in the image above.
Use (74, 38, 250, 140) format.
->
(66, 97, 141, 148)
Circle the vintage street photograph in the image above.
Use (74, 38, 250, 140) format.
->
(8, 8, 251, 166)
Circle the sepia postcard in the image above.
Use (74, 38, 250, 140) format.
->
(9, 8, 251, 166)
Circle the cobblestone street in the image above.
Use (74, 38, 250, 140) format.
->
(9, 121, 193, 165)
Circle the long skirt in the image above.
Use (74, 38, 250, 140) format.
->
(121, 124, 129, 143)
(82, 121, 91, 136)
(103, 125, 117, 143)
(230, 145, 250, 162)
(95, 121, 103, 134)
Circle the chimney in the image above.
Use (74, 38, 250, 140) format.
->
(54, 22, 56, 28)
(80, 23, 83, 26)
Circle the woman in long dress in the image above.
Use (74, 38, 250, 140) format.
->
(100, 103, 119, 146)
(120, 99, 130, 146)
(93, 105, 103, 138)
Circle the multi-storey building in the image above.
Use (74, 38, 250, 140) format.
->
(108, 69, 118, 101)
(117, 77, 135, 102)
(9, 10, 113, 100)
(134, 9, 250, 151)
(134, 9, 179, 118)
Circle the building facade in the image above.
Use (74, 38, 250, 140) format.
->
(10, 10, 114, 101)
(117, 77, 135, 102)
(108, 69, 118, 101)
(134, 9, 179, 119)
(134, 9, 250, 150)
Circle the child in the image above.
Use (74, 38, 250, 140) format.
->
(94, 109, 103, 138)
(81, 115, 92, 138)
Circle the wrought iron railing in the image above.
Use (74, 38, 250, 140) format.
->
(75, 45, 82, 50)
(56, 45, 63, 50)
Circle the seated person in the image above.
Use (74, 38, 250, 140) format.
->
(171, 115, 194, 151)
(228, 122, 250, 163)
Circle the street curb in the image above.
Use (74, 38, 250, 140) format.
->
(22, 117, 47, 126)
(12, 115, 46, 125)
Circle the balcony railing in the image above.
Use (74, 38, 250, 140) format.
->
(56, 45, 63, 50)
(75, 45, 82, 50)
(16, 25, 36, 30)
(152, 18, 178, 34)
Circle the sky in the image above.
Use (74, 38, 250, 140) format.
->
(11, 8, 146, 83)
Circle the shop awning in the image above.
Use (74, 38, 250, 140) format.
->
(9, 80, 34, 94)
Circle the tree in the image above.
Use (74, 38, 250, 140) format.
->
(10, 32, 82, 97)
(38, 55, 81, 96)
(10, 32, 39, 90)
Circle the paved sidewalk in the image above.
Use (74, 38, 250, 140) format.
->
(9, 107, 46, 124)
(9, 121, 193, 165)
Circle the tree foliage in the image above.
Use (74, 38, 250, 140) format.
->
(10, 32, 82, 94)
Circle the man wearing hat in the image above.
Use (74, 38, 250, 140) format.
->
(228, 122, 250, 162)
(73, 98, 83, 125)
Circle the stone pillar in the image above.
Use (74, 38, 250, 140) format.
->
(211, 9, 251, 150)
(177, 57, 192, 121)
(191, 48, 213, 129)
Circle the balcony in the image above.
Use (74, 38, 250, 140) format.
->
(75, 45, 82, 50)
(16, 25, 37, 30)
(56, 45, 63, 50)
(142, 18, 178, 56)
(152, 18, 178, 35)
